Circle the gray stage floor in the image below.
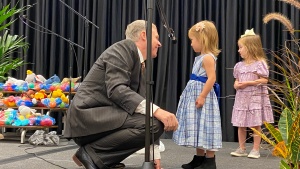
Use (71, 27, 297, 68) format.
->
(0, 136, 280, 169)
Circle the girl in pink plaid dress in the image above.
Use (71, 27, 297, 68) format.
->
(230, 29, 274, 159)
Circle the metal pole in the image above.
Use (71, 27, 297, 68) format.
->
(142, 0, 154, 168)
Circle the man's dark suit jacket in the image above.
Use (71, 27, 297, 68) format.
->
(64, 39, 144, 138)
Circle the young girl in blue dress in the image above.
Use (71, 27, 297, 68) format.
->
(173, 20, 222, 169)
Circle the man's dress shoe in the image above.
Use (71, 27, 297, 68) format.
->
(72, 147, 99, 169)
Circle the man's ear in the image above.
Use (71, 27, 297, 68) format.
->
(140, 31, 147, 41)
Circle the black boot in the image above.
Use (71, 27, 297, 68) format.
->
(195, 156, 216, 169)
(181, 155, 205, 169)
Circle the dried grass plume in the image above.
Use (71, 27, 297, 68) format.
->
(280, 0, 300, 10)
(263, 13, 294, 34)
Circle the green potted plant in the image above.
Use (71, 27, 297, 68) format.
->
(0, 2, 30, 81)
(251, 1, 300, 168)
(253, 46, 300, 169)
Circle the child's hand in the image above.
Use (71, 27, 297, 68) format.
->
(234, 80, 241, 89)
(237, 82, 249, 89)
(234, 82, 240, 89)
(154, 159, 163, 169)
(196, 95, 205, 108)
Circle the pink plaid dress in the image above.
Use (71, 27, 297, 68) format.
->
(231, 61, 274, 127)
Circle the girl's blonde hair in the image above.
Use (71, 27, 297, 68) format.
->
(238, 35, 267, 63)
(188, 20, 221, 56)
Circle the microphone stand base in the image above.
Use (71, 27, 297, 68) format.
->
(142, 161, 154, 169)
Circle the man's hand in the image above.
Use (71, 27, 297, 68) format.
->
(153, 108, 178, 131)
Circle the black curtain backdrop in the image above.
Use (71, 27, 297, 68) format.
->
(2, 0, 299, 141)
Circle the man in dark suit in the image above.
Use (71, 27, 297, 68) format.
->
(64, 20, 178, 169)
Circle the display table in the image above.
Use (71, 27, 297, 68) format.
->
(0, 125, 58, 143)
(0, 91, 73, 143)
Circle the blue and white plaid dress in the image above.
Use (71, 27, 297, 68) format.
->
(173, 54, 222, 150)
